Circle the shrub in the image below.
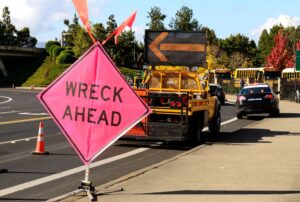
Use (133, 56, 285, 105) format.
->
(49, 45, 60, 58)
(45, 41, 61, 55)
(56, 50, 76, 64)
(52, 46, 65, 58)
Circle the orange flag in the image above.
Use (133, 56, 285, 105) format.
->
(72, 0, 96, 43)
(102, 11, 137, 45)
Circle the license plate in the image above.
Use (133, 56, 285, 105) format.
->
(248, 98, 262, 101)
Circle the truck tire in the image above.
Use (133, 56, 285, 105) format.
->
(209, 105, 221, 135)
(237, 112, 243, 119)
(189, 113, 204, 146)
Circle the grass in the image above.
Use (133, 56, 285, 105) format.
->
(22, 57, 69, 87)
(23, 57, 141, 87)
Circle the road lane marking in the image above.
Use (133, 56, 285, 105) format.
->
(0, 96, 12, 104)
(0, 117, 52, 125)
(0, 137, 37, 145)
(18, 112, 48, 116)
(0, 148, 149, 196)
(0, 117, 238, 196)
(221, 117, 238, 126)
(0, 111, 20, 115)
(203, 117, 238, 131)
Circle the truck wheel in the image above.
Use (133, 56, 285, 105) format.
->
(188, 114, 203, 146)
(237, 112, 243, 119)
(194, 122, 203, 145)
(209, 107, 221, 135)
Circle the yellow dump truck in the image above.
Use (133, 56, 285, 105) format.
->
(124, 66, 221, 144)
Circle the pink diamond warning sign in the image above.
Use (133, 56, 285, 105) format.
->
(38, 43, 151, 164)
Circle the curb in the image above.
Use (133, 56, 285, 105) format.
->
(56, 144, 209, 202)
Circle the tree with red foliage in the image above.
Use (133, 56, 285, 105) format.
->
(266, 30, 291, 71)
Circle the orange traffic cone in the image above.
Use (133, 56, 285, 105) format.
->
(32, 122, 49, 155)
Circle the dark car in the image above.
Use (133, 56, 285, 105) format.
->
(209, 84, 225, 105)
(236, 84, 280, 119)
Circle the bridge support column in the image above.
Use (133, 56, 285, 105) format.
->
(0, 58, 8, 77)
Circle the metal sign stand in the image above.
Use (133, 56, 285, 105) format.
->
(77, 164, 96, 201)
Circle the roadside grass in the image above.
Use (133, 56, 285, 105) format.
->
(22, 57, 69, 87)
(22, 57, 140, 87)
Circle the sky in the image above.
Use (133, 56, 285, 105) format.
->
(1, 0, 300, 46)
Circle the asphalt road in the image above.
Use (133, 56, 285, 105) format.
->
(0, 88, 265, 201)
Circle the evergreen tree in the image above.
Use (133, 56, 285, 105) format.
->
(146, 6, 166, 30)
(201, 26, 218, 46)
(92, 23, 107, 42)
(114, 30, 136, 66)
(63, 14, 80, 47)
(16, 27, 37, 47)
(2, 6, 16, 45)
(219, 33, 257, 67)
(257, 29, 270, 65)
(105, 15, 118, 61)
(169, 6, 201, 31)
(73, 27, 93, 57)
(0, 18, 5, 44)
(106, 14, 117, 34)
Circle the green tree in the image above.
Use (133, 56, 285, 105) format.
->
(257, 29, 270, 65)
(16, 27, 37, 47)
(92, 23, 107, 42)
(106, 14, 117, 33)
(2, 6, 16, 45)
(201, 26, 218, 45)
(104, 15, 118, 60)
(229, 52, 245, 68)
(114, 30, 136, 67)
(169, 6, 201, 31)
(146, 6, 166, 30)
(0, 6, 36, 47)
(73, 27, 93, 57)
(0, 18, 5, 44)
(220, 33, 257, 67)
(62, 14, 80, 47)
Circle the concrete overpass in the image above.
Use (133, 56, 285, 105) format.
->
(0, 46, 46, 86)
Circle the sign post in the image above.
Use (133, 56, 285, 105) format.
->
(38, 42, 151, 200)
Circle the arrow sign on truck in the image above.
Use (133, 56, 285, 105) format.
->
(145, 30, 206, 66)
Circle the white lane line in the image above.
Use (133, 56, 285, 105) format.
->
(0, 96, 12, 104)
(221, 117, 238, 126)
(0, 117, 52, 125)
(0, 136, 37, 145)
(0, 148, 149, 196)
(203, 117, 237, 131)
(0, 111, 20, 115)
(18, 112, 48, 116)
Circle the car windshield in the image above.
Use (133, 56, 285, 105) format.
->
(240, 87, 271, 95)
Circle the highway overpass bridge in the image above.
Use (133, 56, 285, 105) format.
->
(0, 46, 46, 86)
